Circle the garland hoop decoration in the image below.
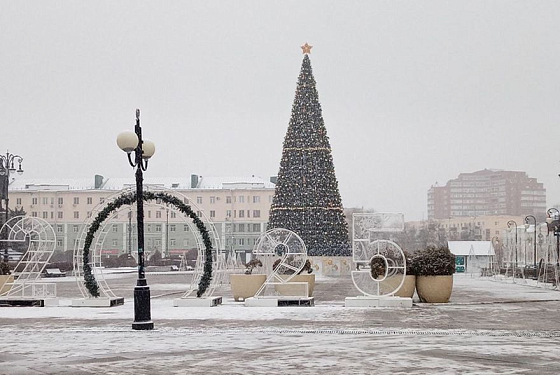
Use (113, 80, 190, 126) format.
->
(82, 191, 213, 298)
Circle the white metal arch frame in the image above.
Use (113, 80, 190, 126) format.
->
(73, 186, 224, 299)
(352, 239, 406, 297)
(0, 216, 56, 297)
(252, 228, 308, 298)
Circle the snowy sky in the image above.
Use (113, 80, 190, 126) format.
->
(1, 1, 559, 221)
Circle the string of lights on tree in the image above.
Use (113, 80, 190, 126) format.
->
(268, 44, 350, 256)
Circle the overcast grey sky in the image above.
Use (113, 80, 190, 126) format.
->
(1, 1, 559, 221)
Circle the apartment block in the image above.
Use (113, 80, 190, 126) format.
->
(428, 169, 546, 220)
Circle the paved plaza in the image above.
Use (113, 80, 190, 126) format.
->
(1, 273, 560, 374)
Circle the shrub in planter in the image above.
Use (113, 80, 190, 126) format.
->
(244, 258, 263, 275)
(412, 246, 455, 303)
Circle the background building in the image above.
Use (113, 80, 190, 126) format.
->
(7, 174, 275, 264)
(428, 169, 546, 220)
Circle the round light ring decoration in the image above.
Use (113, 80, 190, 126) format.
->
(351, 239, 406, 297)
(76, 190, 214, 298)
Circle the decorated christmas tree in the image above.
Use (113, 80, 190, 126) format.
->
(268, 44, 350, 256)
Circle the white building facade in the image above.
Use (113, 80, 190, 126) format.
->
(7, 174, 275, 261)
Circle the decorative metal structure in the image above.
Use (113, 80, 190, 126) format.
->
(253, 228, 308, 298)
(0, 151, 23, 261)
(352, 239, 406, 296)
(546, 208, 560, 266)
(0, 216, 56, 298)
(351, 213, 406, 297)
(524, 215, 537, 270)
(116, 109, 156, 330)
(507, 220, 518, 279)
(73, 187, 224, 300)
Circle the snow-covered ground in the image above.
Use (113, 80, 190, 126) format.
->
(1, 274, 560, 374)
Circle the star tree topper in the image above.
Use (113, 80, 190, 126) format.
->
(301, 42, 313, 54)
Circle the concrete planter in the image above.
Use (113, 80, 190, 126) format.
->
(416, 275, 453, 303)
(0, 275, 14, 295)
(230, 274, 267, 302)
(395, 275, 416, 298)
(275, 274, 315, 297)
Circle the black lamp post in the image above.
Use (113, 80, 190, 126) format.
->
(117, 109, 156, 331)
(546, 208, 560, 266)
(0, 151, 24, 262)
(507, 220, 518, 278)
(524, 215, 537, 269)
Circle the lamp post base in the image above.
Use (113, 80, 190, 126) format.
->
(132, 284, 153, 330)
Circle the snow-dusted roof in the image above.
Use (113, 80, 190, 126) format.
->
(196, 176, 275, 189)
(8, 176, 275, 191)
(448, 241, 495, 256)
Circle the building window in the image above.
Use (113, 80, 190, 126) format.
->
(112, 225, 118, 232)
(51, 212, 54, 219)
(184, 225, 189, 232)
(253, 196, 260, 203)
(58, 197, 64, 205)
(170, 239, 176, 246)
(147, 211, 151, 218)
(156, 225, 162, 232)
(155, 239, 161, 247)
(42, 212, 48, 219)
(239, 238, 245, 246)
(170, 225, 176, 232)
(16, 198, 22, 205)
(42, 197, 49, 205)
(226, 210, 232, 218)
(197, 197, 202, 204)
(239, 210, 245, 218)
(238, 224, 245, 232)
(32, 212, 38, 217)
(58, 212, 63, 219)
(57, 239, 63, 247)
(57, 225, 63, 233)
(74, 211, 79, 219)
(32, 197, 38, 205)
(87, 211, 92, 218)
(112, 239, 118, 247)
(73, 225, 79, 233)
(210, 210, 215, 218)
(253, 210, 261, 218)
(197, 211, 202, 217)
(226, 196, 232, 204)
(147, 225, 152, 232)
(247, 210, 251, 218)
(156, 211, 161, 219)
(239, 196, 245, 203)
(87, 197, 93, 204)
(170, 211, 176, 219)
(210, 196, 216, 204)
(183, 239, 189, 247)
(73, 197, 79, 205)
(253, 224, 260, 232)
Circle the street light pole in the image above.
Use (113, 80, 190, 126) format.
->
(0, 151, 24, 262)
(507, 220, 518, 279)
(117, 109, 156, 331)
